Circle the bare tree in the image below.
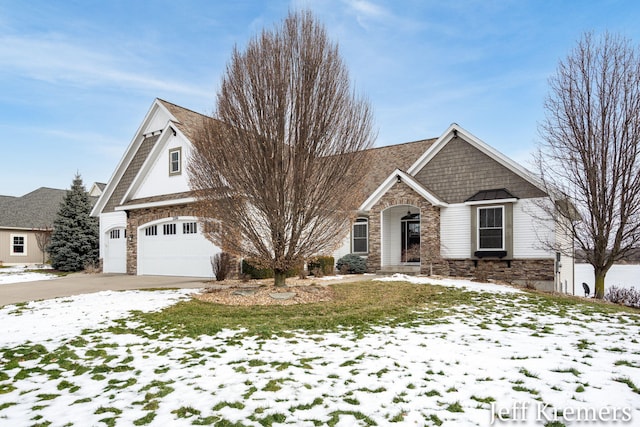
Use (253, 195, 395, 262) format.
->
(536, 32, 640, 298)
(33, 226, 53, 265)
(189, 10, 375, 286)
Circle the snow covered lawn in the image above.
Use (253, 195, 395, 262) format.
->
(1, 279, 639, 426)
(0, 265, 58, 285)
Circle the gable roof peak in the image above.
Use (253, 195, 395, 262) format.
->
(406, 124, 544, 192)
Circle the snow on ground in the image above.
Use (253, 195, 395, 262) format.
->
(0, 289, 196, 349)
(0, 280, 639, 426)
(0, 265, 57, 285)
(376, 273, 522, 294)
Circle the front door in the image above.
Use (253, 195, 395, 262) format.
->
(401, 213, 420, 263)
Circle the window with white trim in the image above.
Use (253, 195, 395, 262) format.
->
(145, 225, 158, 236)
(183, 222, 197, 234)
(10, 234, 26, 256)
(163, 223, 177, 235)
(169, 147, 182, 175)
(109, 229, 120, 239)
(477, 206, 504, 250)
(352, 217, 368, 254)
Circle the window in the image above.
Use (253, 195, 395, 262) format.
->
(183, 222, 197, 234)
(163, 223, 177, 235)
(145, 225, 158, 236)
(109, 229, 120, 239)
(352, 218, 368, 253)
(169, 147, 182, 175)
(478, 206, 504, 250)
(10, 234, 26, 256)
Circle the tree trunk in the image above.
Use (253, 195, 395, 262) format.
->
(274, 270, 287, 287)
(594, 269, 606, 299)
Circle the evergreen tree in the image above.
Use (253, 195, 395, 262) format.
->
(48, 174, 99, 271)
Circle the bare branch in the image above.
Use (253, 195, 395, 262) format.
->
(188, 10, 375, 286)
(536, 31, 640, 298)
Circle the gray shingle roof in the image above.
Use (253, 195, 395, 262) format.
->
(102, 99, 439, 212)
(0, 187, 67, 229)
(0, 187, 100, 229)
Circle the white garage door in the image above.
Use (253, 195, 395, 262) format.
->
(103, 228, 126, 273)
(138, 219, 219, 277)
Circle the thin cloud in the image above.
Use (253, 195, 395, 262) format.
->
(0, 34, 207, 98)
(341, 0, 421, 32)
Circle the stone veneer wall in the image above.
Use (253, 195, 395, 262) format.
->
(126, 204, 197, 274)
(447, 258, 555, 284)
(367, 180, 449, 275)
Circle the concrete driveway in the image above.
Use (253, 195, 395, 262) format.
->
(0, 273, 209, 307)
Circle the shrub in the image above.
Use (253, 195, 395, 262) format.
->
(605, 286, 640, 308)
(241, 259, 274, 279)
(336, 254, 367, 274)
(241, 259, 302, 280)
(211, 252, 233, 281)
(307, 256, 335, 276)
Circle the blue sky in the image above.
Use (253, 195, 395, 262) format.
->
(1, 0, 640, 196)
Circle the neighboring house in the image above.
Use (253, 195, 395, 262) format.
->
(0, 187, 66, 265)
(0, 186, 103, 266)
(89, 182, 106, 198)
(92, 99, 574, 292)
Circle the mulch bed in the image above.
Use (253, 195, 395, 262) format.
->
(195, 278, 336, 306)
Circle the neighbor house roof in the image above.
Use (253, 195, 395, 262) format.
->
(0, 187, 67, 229)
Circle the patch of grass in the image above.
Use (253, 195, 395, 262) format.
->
(262, 379, 282, 392)
(0, 402, 17, 411)
(519, 367, 539, 378)
(471, 395, 495, 404)
(36, 393, 60, 401)
(613, 376, 640, 394)
(551, 367, 581, 377)
(0, 384, 17, 394)
(212, 401, 245, 411)
(327, 410, 376, 426)
(251, 412, 286, 426)
(445, 401, 464, 413)
(136, 281, 467, 337)
(344, 397, 360, 405)
(133, 411, 156, 425)
(171, 406, 200, 418)
(615, 360, 640, 368)
(512, 385, 539, 395)
(140, 379, 174, 399)
(95, 407, 123, 415)
(426, 413, 443, 426)
(289, 398, 323, 412)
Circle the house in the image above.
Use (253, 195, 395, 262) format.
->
(89, 182, 107, 198)
(92, 99, 574, 292)
(0, 187, 67, 265)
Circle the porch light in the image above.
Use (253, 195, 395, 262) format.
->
(396, 175, 401, 183)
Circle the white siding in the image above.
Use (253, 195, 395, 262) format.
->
(145, 108, 170, 135)
(440, 204, 470, 258)
(555, 216, 575, 293)
(99, 212, 127, 258)
(382, 207, 404, 266)
(332, 231, 351, 261)
(133, 134, 192, 199)
(512, 198, 555, 258)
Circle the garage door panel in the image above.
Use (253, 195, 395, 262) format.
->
(139, 220, 219, 277)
